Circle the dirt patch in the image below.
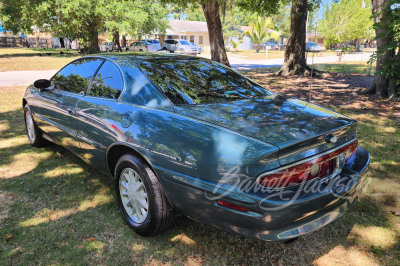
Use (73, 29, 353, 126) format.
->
(0, 191, 14, 223)
(245, 71, 400, 118)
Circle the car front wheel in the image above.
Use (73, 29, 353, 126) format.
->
(115, 154, 174, 236)
(24, 106, 49, 147)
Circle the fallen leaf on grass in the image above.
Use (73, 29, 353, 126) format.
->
(86, 237, 96, 242)
(390, 210, 400, 216)
(4, 233, 12, 243)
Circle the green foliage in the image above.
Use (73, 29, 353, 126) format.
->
(243, 17, 277, 52)
(230, 39, 242, 53)
(375, 0, 400, 87)
(271, 4, 291, 36)
(183, 5, 257, 39)
(307, 5, 319, 33)
(104, 0, 169, 40)
(0, 0, 169, 52)
(221, 8, 257, 39)
(185, 4, 206, 21)
(237, 0, 286, 16)
(319, 0, 374, 47)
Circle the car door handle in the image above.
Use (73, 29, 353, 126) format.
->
(67, 107, 75, 115)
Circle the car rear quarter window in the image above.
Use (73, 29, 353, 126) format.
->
(88, 61, 124, 99)
(119, 65, 170, 107)
(52, 58, 103, 94)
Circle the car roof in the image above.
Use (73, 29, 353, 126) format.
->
(164, 39, 187, 41)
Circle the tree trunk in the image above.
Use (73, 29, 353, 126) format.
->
(201, 0, 230, 67)
(59, 37, 65, 48)
(112, 29, 122, 52)
(82, 17, 100, 54)
(88, 29, 99, 54)
(365, 0, 397, 99)
(122, 35, 127, 48)
(277, 0, 309, 76)
(256, 42, 261, 53)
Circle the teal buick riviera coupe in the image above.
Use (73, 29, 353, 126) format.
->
(23, 54, 370, 241)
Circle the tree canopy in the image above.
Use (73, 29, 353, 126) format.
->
(0, 0, 169, 52)
(319, 0, 374, 48)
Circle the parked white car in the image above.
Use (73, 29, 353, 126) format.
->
(162, 39, 198, 54)
(142, 39, 162, 51)
(306, 42, 322, 52)
(99, 41, 113, 52)
(189, 42, 203, 54)
(127, 41, 157, 52)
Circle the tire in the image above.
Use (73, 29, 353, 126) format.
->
(115, 154, 174, 236)
(162, 47, 167, 51)
(24, 106, 49, 147)
(139, 49, 143, 52)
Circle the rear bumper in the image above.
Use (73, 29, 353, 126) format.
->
(158, 146, 370, 241)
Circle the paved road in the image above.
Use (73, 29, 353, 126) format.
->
(0, 70, 57, 87)
(0, 53, 372, 87)
(231, 53, 372, 70)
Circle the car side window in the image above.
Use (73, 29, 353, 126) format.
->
(88, 61, 123, 99)
(52, 58, 103, 93)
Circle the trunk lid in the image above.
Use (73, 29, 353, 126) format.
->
(173, 95, 357, 166)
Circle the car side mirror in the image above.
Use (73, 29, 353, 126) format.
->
(34, 79, 51, 89)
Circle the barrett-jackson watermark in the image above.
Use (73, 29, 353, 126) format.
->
(205, 166, 374, 211)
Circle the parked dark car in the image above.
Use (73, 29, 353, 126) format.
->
(263, 42, 279, 50)
(23, 53, 369, 241)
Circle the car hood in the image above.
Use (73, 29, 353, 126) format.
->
(173, 94, 356, 150)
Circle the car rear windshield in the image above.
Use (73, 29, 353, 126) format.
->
(140, 59, 271, 104)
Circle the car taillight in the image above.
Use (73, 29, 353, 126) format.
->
(145, 46, 148, 48)
(257, 140, 358, 188)
(217, 200, 249, 212)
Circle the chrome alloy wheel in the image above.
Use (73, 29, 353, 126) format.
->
(26, 110, 35, 143)
(119, 168, 149, 223)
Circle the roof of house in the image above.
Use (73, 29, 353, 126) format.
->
(166, 20, 208, 34)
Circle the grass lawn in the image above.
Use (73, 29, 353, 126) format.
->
(0, 48, 78, 56)
(246, 61, 376, 75)
(0, 48, 80, 72)
(313, 61, 376, 75)
(1, 70, 399, 264)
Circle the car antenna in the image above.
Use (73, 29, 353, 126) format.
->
(308, 22, 318, 103)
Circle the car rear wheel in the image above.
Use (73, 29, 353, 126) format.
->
(115, 154, 174, 236)
(24, 106, 49, 147)
(139, 49, 143, 52)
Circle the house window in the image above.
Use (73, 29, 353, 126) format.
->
(190, 36, 195, 43)
(199, 36, 203, 44)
